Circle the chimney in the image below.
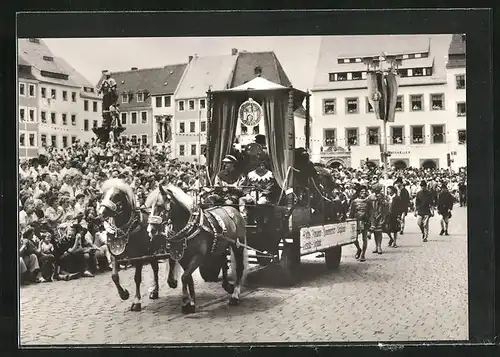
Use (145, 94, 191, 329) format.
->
(188, 56, 193, 62)
(101, 69, 108, 74)
(231, 48, 238, 56)
(131, 67, 138, 70)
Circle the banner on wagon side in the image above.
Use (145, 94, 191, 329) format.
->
(299, 220, 357, 255)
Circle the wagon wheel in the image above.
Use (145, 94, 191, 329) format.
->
(325, 246, 342, 270)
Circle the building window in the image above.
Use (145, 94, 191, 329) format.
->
(41, 134, 47, 147)
(413, 68, 424, 76)
(51, 89, 56, 99)
(131, 112, 138, 124)
(431, 125, 445, 144)
(191, 144, 197, 156)
(62, 136, 68, 148)
(160, 96, 170, 107)
(397, 68, 408, 77)
(337, 73, 347, 81)
(71, 136, 77, 144)
(51, 112, 56, 124)
(346, 98, 359, 114)
(179, 144, 185, 156)
(201, 121, 206, 132)
(19, 83, 25, 96)
(141, 111, 148, 124)
(29, 109, 35, 122)
(29, 84, 35, 97)
(367, 127, 380, 145)
(122, 93, 129, 103)
(199, 99, 206, 109)
(51, 135, 57, 147)
(395, 95, 404, 111)
(136, 92, 144, 103)
(155, 97, 162, 108)
(29, 133, 35, 147)
(190, 122, 195, 133)
(391, 126, 404, 144)
(93, 120, 98, 128)
(29, 38, 40, 44)
(352, 71, 362, 80)
(62, 113, 67, 125)
(411, 125, 424, 144)
(201, 144, 207, 156)
(20, 133, 25, 147)
(346, 128, 359, 146)
(188, 100, 195, 111)
(93, 101, 98, 112)
(323, 129, 336, 147)
(71, 114, 76, 126)
(458, 130, 466, 144)
(84, 100, 89, 111)
(457, 102, 466, 117)
(456, 74, 466, 89)
(131, 135, 138, 145)
(19, 108, 25, 121)
(178, 101, 185, 111)
(121, 136, 128, 145)
(366, 98, 374, 113)
(84, 119, 89, 131)
(430, 93, 445, 110)
(141, 135, 148, 145)
(328, 73, 335, 82)
(323, 99, 336, 115)
(41, 111, 47, 124)
(121, 112, 127, 125)
(41, 87, 46, 98)
(179, 122, 185, 133)
(71, 92, 77, 102)
(62, 90, 68, 101)
(410, 94, 423, 111)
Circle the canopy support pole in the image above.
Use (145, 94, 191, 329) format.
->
(305, 91, 310, 150)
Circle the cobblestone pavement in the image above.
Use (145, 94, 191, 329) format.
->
(20, 206, 468, 345)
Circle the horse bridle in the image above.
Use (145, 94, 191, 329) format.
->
(101, 192, 139, 239)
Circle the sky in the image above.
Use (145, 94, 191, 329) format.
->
(43, 36, 323, 92)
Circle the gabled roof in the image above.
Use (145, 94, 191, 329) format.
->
(18, 38, 79, 87)
(18, 55, 30, 67)
(313, 34, 452, 91)
(175, 55, 238, 100)
(230, 51, 292, 88)
(448, 34, 466, 56)
(97, 64, 187, 97)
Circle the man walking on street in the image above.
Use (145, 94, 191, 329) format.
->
(415, 180, 434, 242)
(437, 183, 454, 236)
(395, 178, 410, 235)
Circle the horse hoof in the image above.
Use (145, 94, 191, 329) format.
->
(149, 291, 159, 300)
(222, 282, 235, 294)
(130, 303, 142, 312)
(168, 279, 178, 289)
(120, 289, 130, 301)
(229, 297, 240, 306)
(181, 304, 196, 314)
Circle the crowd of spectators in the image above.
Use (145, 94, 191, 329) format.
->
(19, 138, 467, 285)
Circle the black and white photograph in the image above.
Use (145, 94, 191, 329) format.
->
(17, 31, 470, 345)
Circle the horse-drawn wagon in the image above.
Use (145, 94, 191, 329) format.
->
(199, 78, 358, 285)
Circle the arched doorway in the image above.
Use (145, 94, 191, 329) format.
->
(421, 159, 437, 169)
(329, 161, 342, 169)
(392, 160, 408, 170)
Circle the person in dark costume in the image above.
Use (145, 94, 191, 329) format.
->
(437, 183, 454, 236)
(385, 186, 403, 248)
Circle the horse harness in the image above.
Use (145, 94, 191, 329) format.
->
(160, 207, 237, 261)
(105, 210, 142, 257)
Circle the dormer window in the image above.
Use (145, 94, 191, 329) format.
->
(398, 69, 408, 77)
(43, 56, 54, 62)
(122, 93, 129, 104)
(28, 38, 40, 44)
(413, 68, 424, 76)
(352, 71, 362, 80)
(337, 73, 347, 81)
(137, 92, 144, 103)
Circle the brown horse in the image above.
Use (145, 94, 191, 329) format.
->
(97, 179, 178, 311)
(146, 184, 248, 314)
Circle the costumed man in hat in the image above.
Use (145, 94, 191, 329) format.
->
(209, 155, 245, 205)
(239, 155, 275, 220)
(414, 180, 434, 242)
(395, 177, 411, 235)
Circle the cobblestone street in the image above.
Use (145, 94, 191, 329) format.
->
(20, 206, 468, 345)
